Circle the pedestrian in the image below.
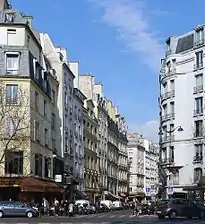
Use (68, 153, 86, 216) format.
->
(68, 201, 74, 217)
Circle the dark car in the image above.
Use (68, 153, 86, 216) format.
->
(156, 198, 205, 219)
(0, 201, 39, 218)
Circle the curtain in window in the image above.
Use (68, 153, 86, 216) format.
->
(6, 55, 19, 70)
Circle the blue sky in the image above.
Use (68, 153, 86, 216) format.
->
(10, 0, 205, 141)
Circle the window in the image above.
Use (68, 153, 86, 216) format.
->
(35, 154, 42, 176)
(34, 91, 39, 111)
(170, 80, 175, 91)
(6, 84, 18, 104)
(65, 136, 68, 153)
(195, 28, 204, 45)
(44, 128, 48, 146)
(167, 61, 171, 72)
(52, 89, 56, 105)
(195, 144, 203, 157)
(64, 72, 67, 86)
(171, 171, 179, 185)
(195, 120, 203, 137)
(194, 168, 202, 183)
(44, 100, 47, 116)
(6, 53, 19, 74)
(163, 104, 167, 115)
(170, 146, 174, 162)
(35, 121, 40, 141)
(4, 117, 18, 137)
(196, 74, 203, 86)
(195, 97, 203, 114)
(196, 51, 203, 68)
(64, 92, 68, 105)
(7, 29, 16, 45)
(52, 138, 56, 151)
(51, 113, 55, 130)
(170, 102, 175, 114)
(44, 157, 51, 178)
(5, 150, 23, 175)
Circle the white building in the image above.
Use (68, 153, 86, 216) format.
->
(144, 140, 159, 198)
(70, 62, 86, 192)
(40, 34, 80, 199)
(159, 25, 205, 195)
(127, 133, 145, 199)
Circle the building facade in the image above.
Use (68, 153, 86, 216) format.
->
(40, 33, 79, 199)
(144, 140, 159, 199)
(73, 88, 86, 192)
(83, 99, 100, 201)
(159, 25, 205, 196)
(0, 1, 62, 200)
(127, 133, 145, 200)
(78, 75, 128, 200)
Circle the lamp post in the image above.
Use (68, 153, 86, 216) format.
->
(158, 125, 183, 199)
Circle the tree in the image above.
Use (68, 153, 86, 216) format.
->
(0, 83, 30, 176)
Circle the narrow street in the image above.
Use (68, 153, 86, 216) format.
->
(0, 210, 203, 224)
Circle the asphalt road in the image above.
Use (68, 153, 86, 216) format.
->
(0, 210, 204, 223)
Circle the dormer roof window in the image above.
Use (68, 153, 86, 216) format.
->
(4, 10, 15, 23)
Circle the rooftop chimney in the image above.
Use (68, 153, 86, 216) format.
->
(0, 0, 9, 11)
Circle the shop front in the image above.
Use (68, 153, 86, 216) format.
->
(0, 177, 63, 202)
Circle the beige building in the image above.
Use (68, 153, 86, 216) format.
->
(83, 99, 100, 201)
(0, 0, 62, 201)
(78, 74, 128, 200)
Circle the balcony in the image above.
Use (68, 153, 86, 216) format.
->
(162, 135, 175, 143)
(193, 154, 203, 164)
(161, 91, 175, 101)
(193, 85, 203, 94)
(194, 131, 204, 139)
(193, 63, 203, 71)
(193, 109, 203, 117)
(194, 39, 205, 48)
(162, 113, 172, 122)
(160, 157, 174, 166)
(160, 69, 176, 81)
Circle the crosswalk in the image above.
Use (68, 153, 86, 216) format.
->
(0, 214, 157, 224)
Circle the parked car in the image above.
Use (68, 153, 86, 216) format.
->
(113, 201, 123, 210)
(0, 201, 39, 218)
(156, 198, 205, 219)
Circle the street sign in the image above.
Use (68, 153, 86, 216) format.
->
(167, 180, 174, 195)
(146, 187, 151, 196)
(167, 186, 174, 195)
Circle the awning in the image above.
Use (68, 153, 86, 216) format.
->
(0, 177, 62, 193)
(105, 191, 122, 200)
(129, 192, 145, 198)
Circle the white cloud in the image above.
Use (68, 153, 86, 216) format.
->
(88, 0, 164, 72)
(129, 120, 159, 143)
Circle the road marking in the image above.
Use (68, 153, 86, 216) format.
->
(109, 215, 116, 218)
(98, 214, 106, 218)
(119, 214, 126, 217)
(129, 214, 135, 218)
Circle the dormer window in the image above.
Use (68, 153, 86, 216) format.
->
(5, 52, 20, 75)
(195, 26, 204, 46)
(33, 58, 40, 80)
(4, 12, 15, 23)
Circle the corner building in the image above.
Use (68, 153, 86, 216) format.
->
(159, 25, 205, 195)
(0, 1, 62, 200)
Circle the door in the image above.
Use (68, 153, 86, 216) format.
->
(1, 202, 15, 216)
(13, 202, 26, 216)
